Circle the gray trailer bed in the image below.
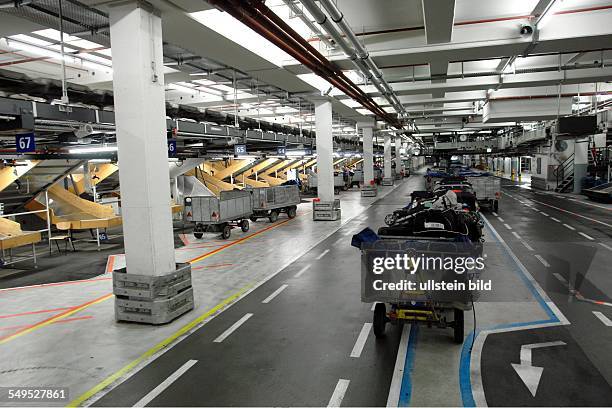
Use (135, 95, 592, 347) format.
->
(249, 185, 300, 222)
(185, 190, 253, 239)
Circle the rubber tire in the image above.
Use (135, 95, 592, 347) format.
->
(287, 206, 297, 219)
(240, 219, 250, 232)
(269, 211, 279, 223)
(249, 215, 258, 222)
(221, 225, 231, 240)
(453, 308, 464, 344)
(373, 303, 387, 338)
(193, 232, 203, 239)
(194, 224, 204, 239)
(493, 200, 499, 213)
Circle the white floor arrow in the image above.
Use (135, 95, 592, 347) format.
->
(511, 341, 566, 397)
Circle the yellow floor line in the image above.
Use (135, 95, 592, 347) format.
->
(67, 285, 251, 407)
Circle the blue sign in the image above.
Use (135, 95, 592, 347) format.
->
(167, 139, 177, 157)
(277, 146, 287, 155)
(234, 144, 247, 155)
(16, 133, 35, 153)
(99, 232, 109, 241)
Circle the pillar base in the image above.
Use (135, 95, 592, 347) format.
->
(313, 199, 341, 221)
(382, 178, 394, 186)
(113, 263, 194, 324)
(361, 185, 378, 197)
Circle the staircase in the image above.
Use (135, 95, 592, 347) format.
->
(553, 153, 574, 193)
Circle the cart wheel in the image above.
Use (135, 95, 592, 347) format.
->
(287, 206, 297, 219)
(249, 215, 258, 222)
(193, 224, 204, 239)
(221, 225, 231, 240)
(269, 211, 279, 223)
(453, 308, 464, 343)
(240, 219, 250, 232)
(493, 200, 499, 213)
(373, 303, 387, 338)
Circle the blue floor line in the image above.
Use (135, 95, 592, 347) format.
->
(458, 220, 561, 406)
(398, 324, 419, 407)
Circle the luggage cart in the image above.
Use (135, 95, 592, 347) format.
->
(184, 190, 253, 239)
(358, 236, 482, 343)
(249, 185, 300, 222)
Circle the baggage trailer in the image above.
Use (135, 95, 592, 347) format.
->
(359, 237, 482, 343)
(466, 176, 501, 212)
(184, 190, 253, 239)
(249, 185, 300, 222)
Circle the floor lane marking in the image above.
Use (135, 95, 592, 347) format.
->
(0, 293, 112, 344)
(578, 232, 595, 241)
(262, 285, 288, 304)
(563, 223, 576, 231)
(550, 217, 561, 222)
(522, 241, 534, 251)
(534, 254, 550, 268)
(192, 263, 234, 270)
(386, 324, 411, 407)
(600, 243, 612, 251)
(511, 231, 521, 239)
(539, 212, 549, 217)
(492, 212, 498, 217)
(593, 311, 612, 327)
(504, 223, 512, 230)
(132, 360, 198, 407)
(350, 323, 372, 358)
(334, 237, 344, 245)
(498, 217, 505, 222)
(316, 249, 330, 260)
(213, 313, 253, 343)
(294, 265, 311, 278)
(328, 379, 350, 407)
(0, 307, 72, 320)
(0, 277, 113, 293)
(553, 273, 568, 285)
(0, 315, 94, 332)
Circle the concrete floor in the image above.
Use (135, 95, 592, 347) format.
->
(1, 174, 611, 407)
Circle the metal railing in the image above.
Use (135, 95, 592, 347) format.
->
(553, 153, 575, 190)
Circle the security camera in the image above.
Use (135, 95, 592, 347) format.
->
(520, 24, 533, 36)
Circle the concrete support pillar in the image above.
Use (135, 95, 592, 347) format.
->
(314, 99, 334, 202)
(394, 137, 402, 177)
(383, 134, 393, 184)
(362, 127, 374, 184)
(109, 1, 193, 323)
(573, 137, 589, 193)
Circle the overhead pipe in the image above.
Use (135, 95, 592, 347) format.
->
(207, 0, 402, 128)
(308, 0, 406, 116)
(280, 0, 336, 51)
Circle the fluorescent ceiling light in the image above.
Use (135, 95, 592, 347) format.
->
(69, 146, 118, 154)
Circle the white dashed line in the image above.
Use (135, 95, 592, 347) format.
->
(600, 243, 612, 251)
(350, 323, 373, 358)
(335, 237, 344, 245)
(522, 241, 534, 251)
(492, 212, 498, 217)
(213, 313, 253, 343)
(534, 254, 550, 267)
(294, 264, 311, 278)
(511, 231, 521, 239)
(504, 223, 512, 230)
(553, 273, 568, 285)
(262, 284, 288, 304)
(563, 224, 576, 231)
(133, 360, 198, 407)
(316, 249, 330, 260)
(593, 311, 612, 327)
(578, 232, 595, 241)
(540, 212, 549, 217)
(498, 217, 505, 222)
(550, 217, 561, 222)
(328, 379, 350, 407)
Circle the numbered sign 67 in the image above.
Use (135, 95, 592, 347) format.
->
(16, 133, 36, 153)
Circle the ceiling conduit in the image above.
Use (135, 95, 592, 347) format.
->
(301, 0, 407, 118)
(206, 0, 404, 130)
